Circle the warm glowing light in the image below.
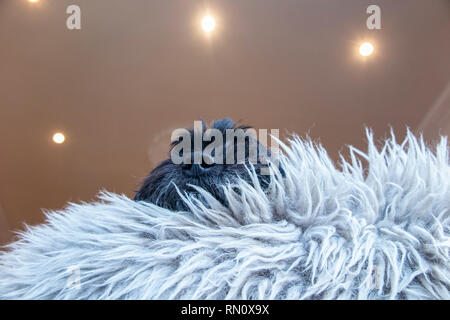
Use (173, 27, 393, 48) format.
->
(52, 133, 65, 144)
(28, 0, 39, 3)
(359, 42, 374, 56)
(202, 15, 216, 32)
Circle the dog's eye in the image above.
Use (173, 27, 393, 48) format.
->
(181, 163, 192, 171)
(201, 162, 214, 169)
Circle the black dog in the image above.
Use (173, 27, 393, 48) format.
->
(134, 118, 272, 211)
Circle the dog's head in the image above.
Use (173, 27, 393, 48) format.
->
(134, 118, 272, 211)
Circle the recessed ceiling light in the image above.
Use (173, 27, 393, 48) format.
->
(359, 42, 374, 57)
(202, 15, 216, 33)
(52, 132, 65, 144)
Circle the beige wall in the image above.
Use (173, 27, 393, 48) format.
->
(0, 204, 10, 245)
(417, 82, 450, 142)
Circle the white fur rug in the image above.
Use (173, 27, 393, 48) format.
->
(0, 130, 448, 299)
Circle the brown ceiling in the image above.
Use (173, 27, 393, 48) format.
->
(0, 0, 449, 243)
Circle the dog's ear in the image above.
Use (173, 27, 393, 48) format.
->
(212, 118, 235, 131)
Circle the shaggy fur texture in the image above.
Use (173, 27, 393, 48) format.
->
(0, 129, 449, 299)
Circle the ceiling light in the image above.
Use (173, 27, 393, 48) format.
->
(359, 42, 374, 57)
(52, 133, 65, 144)
(202, 15, 216, 33)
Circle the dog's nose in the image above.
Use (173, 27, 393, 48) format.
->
(181, 163, 213, 177)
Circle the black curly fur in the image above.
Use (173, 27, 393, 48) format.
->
(134, 118, 271, 211)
